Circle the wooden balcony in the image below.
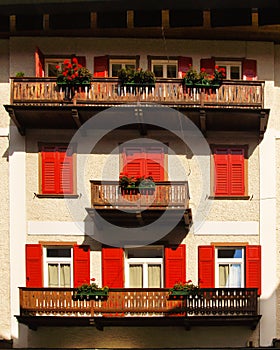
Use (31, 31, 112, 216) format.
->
(17, 287, 261, 330)
(5, 77, 269, 137)
(87, 180, 192, 227)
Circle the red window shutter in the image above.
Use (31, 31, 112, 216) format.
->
(58, 146, 73, 194)
(26, 244, 43, 287)
(164, 244, 186, 288)
(76, 56, 86, 67)
(200, 58, 215, 75)
(198, 245, 214, 288)
(122, 147, 145, 178)
(102, 247, 124, 288)
(41, 146, 58, 194)
(73, 245, 90, 287)
(214, 148, 229, 196)
(145, 147, 165, 181)
(41, 146, 74, 194)
(35, 47, 45, 77)
(178, 56, 193, 78)
(242, 59, 257, 81)
(229, 149, 245, 196)
(94, 55, 109, 77)
(246, 245, 261, 295)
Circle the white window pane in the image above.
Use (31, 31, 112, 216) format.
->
(48, 264, 59, 287)
(129, 265, 143, 288)
(148, 265, 161, 288)
(219, 264, 241, 288)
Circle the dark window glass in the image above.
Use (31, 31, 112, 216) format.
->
(259, 9, 280, 26)
(0, 16, 10, 31)
(211, 9, 251, 27)
(50, 13, 90, 30)
(47, 248, 71, 258)
(97, 11, 126, 28)
(218, 249, 242, 259)
(16, 15, 43, 31)
(134, 10, 161, 27)
(169, 10, 203, 27)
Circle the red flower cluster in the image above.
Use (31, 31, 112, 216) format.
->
(56, 57, 92, 85)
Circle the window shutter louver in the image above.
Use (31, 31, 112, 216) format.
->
(164, 244, 186, 288)
(214, 148, 229, 196)
(198, 245, 215, 288)
(26, 244, 43, 287)
(102, 247, 124, 288)
(35, 47, 45, 77)
(242, 59, 257, 81)
(94, 55, 109, 77)
(58, 146, 73, 194)
(73, 245, 90, 287)
(200, 58, 215, 75)
(42, 146, 57, 194)
(122, 147, 145, 178)
(76, 56, 86, 67)
(145, 147, 165, 181)
(229, 149, 245, 195)
(246, 245, 261, 295)
(178, 56, 193, 78)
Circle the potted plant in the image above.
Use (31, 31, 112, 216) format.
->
(138, 175, 156, 194)
(183, 65, 225, 88)
(117, 67, 156, 93)
(168, 280, 201, 299)
(119, 173, 156, 195)
(56, 57, 92, 100)
(72, 278, 109, 301)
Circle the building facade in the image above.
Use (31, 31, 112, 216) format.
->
(1, 1, 280, 348)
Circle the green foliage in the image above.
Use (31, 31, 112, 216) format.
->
(118, 67, 156, 85)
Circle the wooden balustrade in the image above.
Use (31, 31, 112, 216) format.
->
(10, 77, 264, 108)
(19, 288, 258, 318)
(90, 181, 190, 209)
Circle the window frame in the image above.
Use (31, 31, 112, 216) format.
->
(44, 58, 66, 77)
(215, 60, 242, 80)
(38, 143, 77, 197)
(211, 145, 248, 198)
(124, 246, 164, 288)
(151, 59, 178, 78)
(109, 58, 137, 77)
(215, 246, 245, 288)
(43, 246, 74, 288)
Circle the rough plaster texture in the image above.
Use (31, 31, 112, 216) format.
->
(275, 139, 280, 337)
(0, 136, 11, 340)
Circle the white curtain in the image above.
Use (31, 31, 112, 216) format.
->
(129, 265, 143, 288)
(148, 265, 161, 288)
(48, 264, 58, 287)
(48, 263, 71, 287)
(219, 264, 241, 287)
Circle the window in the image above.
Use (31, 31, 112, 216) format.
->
(45, 58, 65, 77)
(125, 247, 163, 288)
(198, 245, 261, 295)
(40, 145, 75, 195)
(213, 146, 246, 197)
(44, 247, 73, 287)
(110, 59, 136, 77)
(216, 60, 241, 80)
(215, 247, 244, 288)
(151, 60, 178, 78)
(102, 244, 186, 289)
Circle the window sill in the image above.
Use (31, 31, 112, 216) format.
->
(35, 194, 79, 199)
(209, 196, 250, 200)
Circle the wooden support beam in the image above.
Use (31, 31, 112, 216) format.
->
(43, 14, 49, 30)
(90, 12, 97, 29)
(259, 110, 269, 139)
(199, 109, 207, 136)
(162, 10, 169, 28)
(72, 109, 82, 128)
(127, 10, 134, 28)
(7, 108, 25, 135)
(203, 10, 211, 28)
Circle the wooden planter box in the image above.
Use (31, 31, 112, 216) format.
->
(168, 289, 202, 300)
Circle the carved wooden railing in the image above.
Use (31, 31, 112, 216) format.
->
(10, 77, 264, 108)
(90, 180, 190, 209)
(19, 288, 258, 318)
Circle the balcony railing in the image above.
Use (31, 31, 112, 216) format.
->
(18, 287, 259, 319)
(90, 180, 189, 209)
(10, 77, 264, 109)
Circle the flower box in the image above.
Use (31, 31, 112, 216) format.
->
(72, 289, 109, 301)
